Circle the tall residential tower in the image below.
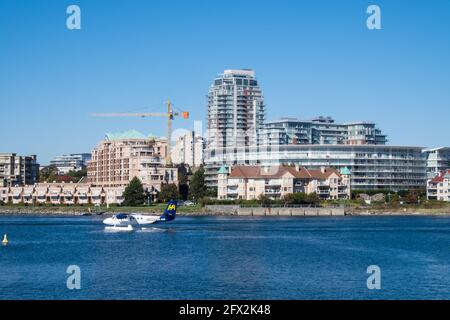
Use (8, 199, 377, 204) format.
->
(206, 69, 266, 150)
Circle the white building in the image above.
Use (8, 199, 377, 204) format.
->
(206, 69, 266, 151)
(427, 170, 450, 201)
(0, 183, 125, 205)
(205, 144, 427, 191)
(171, 130, 204, 167)
(423, 147, 450, 180)
(218, 165, 351, 200)
(50, 153, 91, 175)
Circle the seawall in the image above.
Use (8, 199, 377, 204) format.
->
(205, 205, 345, 216)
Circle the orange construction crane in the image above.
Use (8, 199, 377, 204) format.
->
(91, 100, 189, 165)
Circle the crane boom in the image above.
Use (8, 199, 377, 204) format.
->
(91, 112, 175, 117)
(91, 100, 189, 165)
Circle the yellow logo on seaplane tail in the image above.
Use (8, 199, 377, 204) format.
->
(167, 204, 176, 211)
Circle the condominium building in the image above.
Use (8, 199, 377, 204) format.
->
(427, 170, 450, 201)
(205, 144, 426, 191)
(50, 153, 91, 174)
(261, 117, 387, 146)
(423, 147, 450, 180)
(0, 153, 39, 187)
(87, 130, 177, 192)
(218, 165, 351, 200)
(206, 69, 266, 150)
(171, 130, 204, 167)
(0, 183, 125, 205)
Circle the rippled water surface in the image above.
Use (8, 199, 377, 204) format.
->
(0, 215, 449, 299)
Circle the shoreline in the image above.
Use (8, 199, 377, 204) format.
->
(1, 206, 450, 217)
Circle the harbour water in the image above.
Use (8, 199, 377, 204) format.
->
(0, 215, 449, 299)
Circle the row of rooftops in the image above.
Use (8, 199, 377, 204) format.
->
(218, 165, 351, 179)
(266, 117, 378, 126)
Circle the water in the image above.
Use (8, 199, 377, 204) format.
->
(0, 215, 449, 300)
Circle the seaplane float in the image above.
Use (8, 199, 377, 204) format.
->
(103, 200, 177, 231)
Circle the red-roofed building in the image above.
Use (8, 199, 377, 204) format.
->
(217, 165, 351, 200)
(427, 170, 450, 201)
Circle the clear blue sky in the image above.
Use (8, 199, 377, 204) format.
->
(1, 0, 449, 164)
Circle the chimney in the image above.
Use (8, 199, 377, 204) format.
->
(294, 163, 300, 171)
(320, 166, 325, 174)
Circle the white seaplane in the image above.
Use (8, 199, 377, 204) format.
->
(103, 200, 177, 231)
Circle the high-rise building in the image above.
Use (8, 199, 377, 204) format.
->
(50, 153, 91, 174)
(87, 130, 177, 193)
(0, 153, 39, 187)
(261, 117, 387, 146)
(171, 130, 204, 167)
(206, 69, 266, 150)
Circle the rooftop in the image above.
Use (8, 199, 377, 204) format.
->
(228, 165, 341, 179)
(105, 130, 156, 141)
(430, 170, 450, 183)
(223, 69, 255, 77)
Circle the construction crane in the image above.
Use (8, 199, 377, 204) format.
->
(91, 100, 189, 165)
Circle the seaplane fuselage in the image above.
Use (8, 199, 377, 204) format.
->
(102, 200, 177, 229)
(103, 214, 161, 226)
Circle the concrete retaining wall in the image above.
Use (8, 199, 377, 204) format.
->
(236, 207, 346, 217)
(331, 207, 345, 216)
(252, 207, 266, 216)
(205, 205, 239, 215)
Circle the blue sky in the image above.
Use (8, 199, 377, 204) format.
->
(1, 0, 449, 164)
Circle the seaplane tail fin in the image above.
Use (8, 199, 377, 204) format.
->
(159, 199, 177, 222)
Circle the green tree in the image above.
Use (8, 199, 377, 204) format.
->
(258, 193, 272, 206)
(66, 168, 88, 183)
(123, 177, 146, 206)
(177, 165, 189, 200)
(158, 183, 179, 203)
(189, 166, 207, 201)
(305, 193, 320, 205)
(282, 192, 320, 205)
(205, 186, 217, 198)
(39, 165, 58, 183)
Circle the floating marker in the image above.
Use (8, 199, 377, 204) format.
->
(2, 234, 8, 246)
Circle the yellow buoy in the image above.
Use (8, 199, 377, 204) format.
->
(2, 234, 8, 245)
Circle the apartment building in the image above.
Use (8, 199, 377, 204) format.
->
(49, 153, 91, 174)
(218, 165, 351, 200)
(427, 170, 450, 201)
(206, 144, 426, 191)
(87, 130, 177, 192)
(0, 153, 39, 187)
(261, 117, 387, 146)
(171, 130, 204, 167)
(206, 69, 266, 151)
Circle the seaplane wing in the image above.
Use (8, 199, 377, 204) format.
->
(103, 200, 177, 228)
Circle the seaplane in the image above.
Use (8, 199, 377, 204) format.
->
(103, 200, 177, 231)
